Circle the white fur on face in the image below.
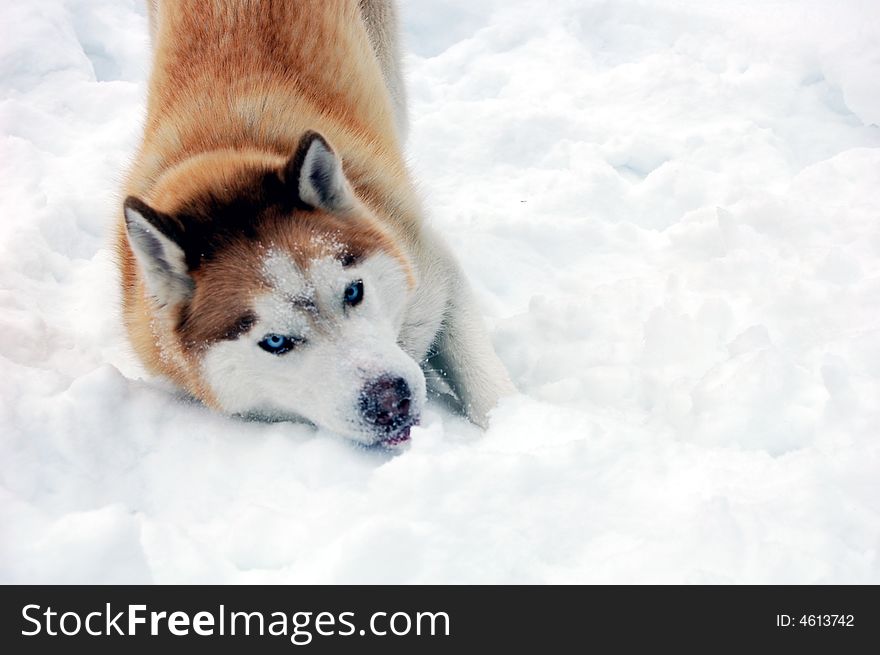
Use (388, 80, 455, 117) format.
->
(200, 250, 425, 444)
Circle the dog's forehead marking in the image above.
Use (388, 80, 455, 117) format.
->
(258, 250, 312, 329)
(262, 249, 308, 296)
(257, 249, 350, 331)
(252, 292, 313, 335)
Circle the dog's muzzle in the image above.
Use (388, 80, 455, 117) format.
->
(359, 375, 417, 444)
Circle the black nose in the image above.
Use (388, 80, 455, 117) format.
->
(360, 376, 412, 430)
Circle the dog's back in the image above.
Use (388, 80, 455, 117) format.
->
(133, 1, 406, 197)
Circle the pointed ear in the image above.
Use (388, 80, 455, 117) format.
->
(283, 131, 354, 212)
(123, 196, 194, 305)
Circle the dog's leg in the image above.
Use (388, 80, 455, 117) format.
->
(359, 0, 408, 142)
(428, 266, 516, 428)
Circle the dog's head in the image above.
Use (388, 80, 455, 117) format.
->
(123, 132, 424, 447)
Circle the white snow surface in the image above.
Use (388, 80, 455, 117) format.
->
(2, 0, 879, 583)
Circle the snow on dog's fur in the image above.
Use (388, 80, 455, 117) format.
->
(117, 0, 514, 446)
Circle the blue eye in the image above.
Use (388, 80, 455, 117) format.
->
(344, 280, 364, 307)
(258, 334, 300, 355)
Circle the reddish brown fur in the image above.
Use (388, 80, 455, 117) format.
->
(118, 0, 421, 407)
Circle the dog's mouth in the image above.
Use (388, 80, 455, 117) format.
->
(377, 421, 417, 449)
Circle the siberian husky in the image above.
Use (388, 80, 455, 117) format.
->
(118, 0, 514, 447)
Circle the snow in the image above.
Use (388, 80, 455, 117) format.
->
(2, 0, 879, 583)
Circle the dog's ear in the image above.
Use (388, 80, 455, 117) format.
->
(282, 131, 354, 212)
(123, 196, 194, 305)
